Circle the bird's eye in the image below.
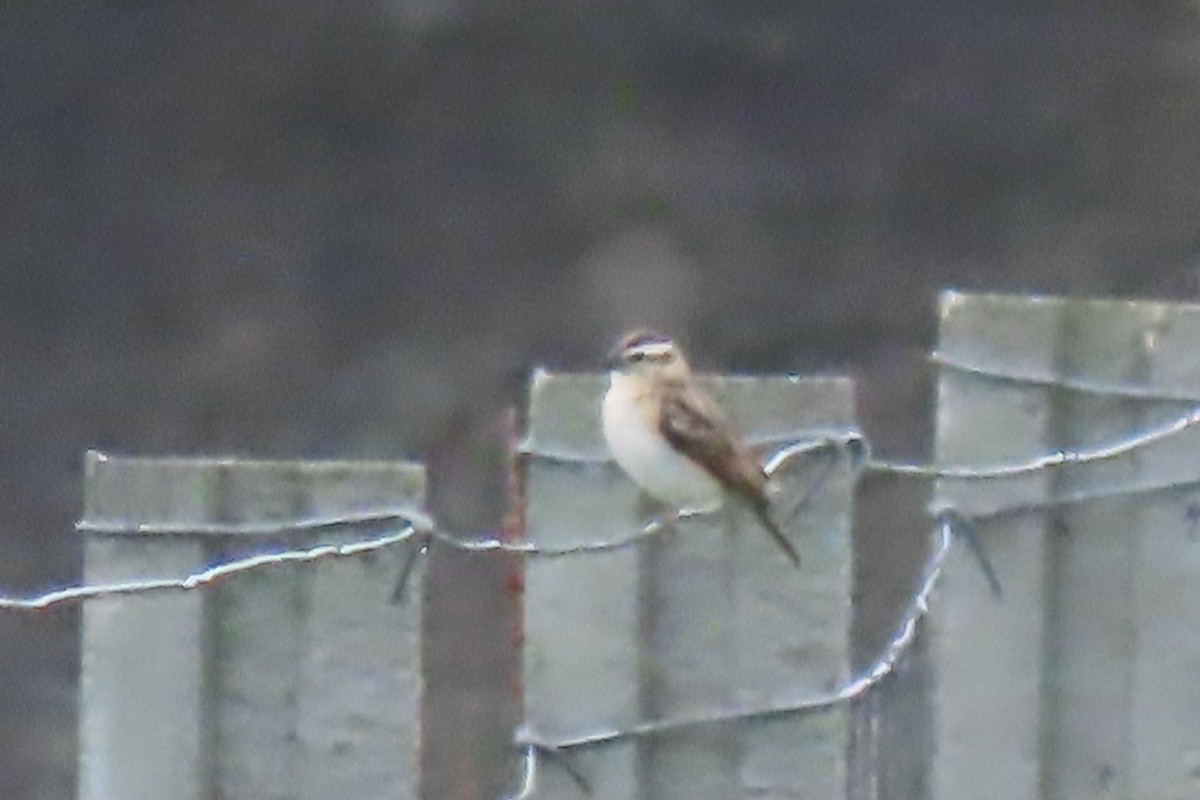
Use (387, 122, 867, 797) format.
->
(628, 351, 645, 362)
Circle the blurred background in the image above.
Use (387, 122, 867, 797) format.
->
(3, 1, 1200, 798)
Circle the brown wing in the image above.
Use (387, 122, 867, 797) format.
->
(657, 379, 762, 496)
(657, 379, 801, 567)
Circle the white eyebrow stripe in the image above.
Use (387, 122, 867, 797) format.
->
(629, 342, 675, 358)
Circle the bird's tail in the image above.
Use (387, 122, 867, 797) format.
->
(750, 497, 802, 568)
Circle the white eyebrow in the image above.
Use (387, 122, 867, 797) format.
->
(629, 342, 674, 359)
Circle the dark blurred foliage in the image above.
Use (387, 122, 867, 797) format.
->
(3, 1, 1200, 797)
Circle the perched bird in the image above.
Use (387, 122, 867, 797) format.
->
(601, 329, 802, 567)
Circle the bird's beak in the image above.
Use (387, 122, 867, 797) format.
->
(605, 346, 624, 371)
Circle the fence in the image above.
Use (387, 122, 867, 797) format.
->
(931, 293, 1200, 800)
(8, 290, 1200, 799)
(77, 457, 426, 800)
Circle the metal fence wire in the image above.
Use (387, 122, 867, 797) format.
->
(3, 291, 1199, 800)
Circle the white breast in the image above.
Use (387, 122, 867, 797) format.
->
(602, 372, 723, 511)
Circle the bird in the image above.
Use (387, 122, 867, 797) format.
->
(601, 329, 802, 567)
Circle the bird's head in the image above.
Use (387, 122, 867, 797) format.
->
(607, 329, 692, 379)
